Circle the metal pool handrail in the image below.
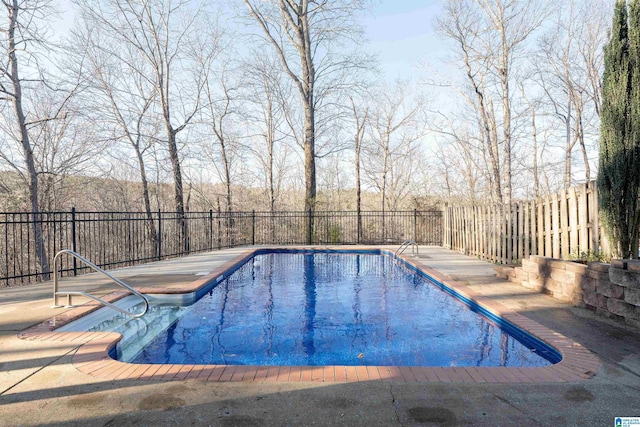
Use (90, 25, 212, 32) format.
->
(52, 249, 149, 318)
(395, 239, 418, 257)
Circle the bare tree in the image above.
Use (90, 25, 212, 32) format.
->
(349, 95, 368, 242)
(363, 82, 425, 214)
(242, 0, 372, 215)
(535, 0, 609, 186)
(242, 53, 293, 214)
(429, 113, 491, 205)
(431, 140, 479, 204)
(202, 63, 239, 214)
(76, 0, 207, 251)
(436, 1, 502, 203)
(519, 84, 543, 198)
(28, 88, 105, 211)
(317, 153, 350, 211)
(437, 0, 550, 204)
(70, 18, 161, 250)
(577, 0, 610, 118)
(0, 0, 73, 279)
(185, 20, 243, 215)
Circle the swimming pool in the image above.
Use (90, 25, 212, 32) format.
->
(34, 246, 603, 383)
(59, 249, 559, 368)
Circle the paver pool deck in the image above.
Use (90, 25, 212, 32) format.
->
(1, 246, 640, 426)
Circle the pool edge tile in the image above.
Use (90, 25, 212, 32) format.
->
(21, 246, 602, 385)
(276, 366, 290, 382)
(334, 366, 347, 382)
(344, 366, 359, 382)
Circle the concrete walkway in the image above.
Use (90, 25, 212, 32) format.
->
(1, 246, 639, 426)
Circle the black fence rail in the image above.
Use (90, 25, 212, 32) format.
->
(0, 209, 442, 287)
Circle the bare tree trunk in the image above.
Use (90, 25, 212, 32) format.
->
(381, 142, 389, 214)
(296, 3, 317, 242)
(532, 106, 540, 199)
(77, 0, 208, 252)
(535, 0, 605, 189)
(499, 25, 512, 205)
(461, 37, 502, 203)
(565, 93, 573, 187)
(575, 101, 591, 182)
(144, 1, 196, 254)
(166, 127, 188, 252)
(441, 1, 503, 203)
(268, 119, 276, 242)
(205, 72, 234, 214)
(564, 42, 575, 188)
(303, 96, 316, 213)
(210, 115, 232, 215)
(355, 140, 362, 242)
(6, 0, 49, 279)
(223, 147, 232, 214)
(268, 127, 275, 214)
(134, 148, 158, 254)
(487, 98, 503, 203)
(245, 0, 318, 215)
(300, 1, 316, 214)
(350, 97, 367, 243)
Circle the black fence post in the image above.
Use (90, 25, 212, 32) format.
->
(71, 207, 77, 276)
(209, 209, 213, 250)
(217, 204, 222, 249)
(157, 210, 162, 260)
(251, 210, 256, 246)
(307, 209, 313, 244)
(413, 209, 417, 243)
(228, 212, 232, 248)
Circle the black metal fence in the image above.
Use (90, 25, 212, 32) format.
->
(0, 209, 443, 287)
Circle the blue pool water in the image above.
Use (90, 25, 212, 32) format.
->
(106, 251, 557, 367)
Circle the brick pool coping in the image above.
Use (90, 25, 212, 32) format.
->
(18, 246, 601, 383)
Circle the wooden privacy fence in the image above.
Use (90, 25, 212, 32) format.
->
(443, 181, 610, 264)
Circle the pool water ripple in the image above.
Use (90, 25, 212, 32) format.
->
(108, 252, 554, 367)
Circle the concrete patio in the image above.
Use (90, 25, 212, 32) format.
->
(1, 246, 639, 426)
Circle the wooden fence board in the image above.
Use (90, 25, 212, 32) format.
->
(529, 200, 536, 257)
(578, 184, 588, 253)
(506, 205, 511, 264)
(545, 195, 552, 258)
(568, 187, 578, 255)
(560, 189, 569, 258)
(537, 198, 544, 256)
(443, 180, 611, 264)
(524, 202, 530, 259)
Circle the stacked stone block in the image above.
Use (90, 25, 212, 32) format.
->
(494, 256, 640, 328)
(607, 260, 640, 328)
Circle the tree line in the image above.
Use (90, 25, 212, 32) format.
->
(433, 0, 610, 205)
(0, 0, 618, 269)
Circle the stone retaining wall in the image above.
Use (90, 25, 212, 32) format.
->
(495, 256, 640, 329)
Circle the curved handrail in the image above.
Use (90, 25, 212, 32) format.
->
(395, 239, 418, 257)
(52, 249, 149, 318)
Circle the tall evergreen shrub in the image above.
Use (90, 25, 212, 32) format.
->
(598, 0, 640, 259)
